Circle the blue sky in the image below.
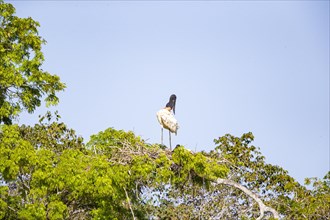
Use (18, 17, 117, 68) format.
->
(10, 1, 329, 184)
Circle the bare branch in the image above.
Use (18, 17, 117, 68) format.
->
(216, 178, 280, 220)
(124, 187, 136, 220)
(8, 206, 17, 213)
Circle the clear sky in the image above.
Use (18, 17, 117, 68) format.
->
(9, 0, 329, 184)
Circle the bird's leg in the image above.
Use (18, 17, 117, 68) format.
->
(169, 130, 172, 150)
(161, 127, 163, 145)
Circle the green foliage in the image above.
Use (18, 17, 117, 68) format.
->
(214, 132, 299, 196)
(87, 128, 230, 218)
(0, 114, 86, 219)
(295, 173, 330, 219)
(172, 146, 228, 185)
(1, 120, 329, 219)
(0, 1, 65, 124)
(214, 132, 330, 219)
(0, 120, 231, 219)
(0, 124, 36, 181)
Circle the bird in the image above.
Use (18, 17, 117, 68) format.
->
(156, 94, 179, 150)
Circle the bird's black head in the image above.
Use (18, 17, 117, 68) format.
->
(166, 94, 177, 114)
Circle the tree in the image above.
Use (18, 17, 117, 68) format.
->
(0, 115, 270, 219)
(0, 113, 85, 219)
(212, 133, 329, 219)
(1, 117, 329, 219)
(0, 1, 65, 124)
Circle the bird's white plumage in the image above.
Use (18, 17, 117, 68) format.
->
(156, 108, 179, 134)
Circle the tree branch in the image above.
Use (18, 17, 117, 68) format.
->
(8, 206, 17, 213)
(216, 178, 279, 220)
(124, 187, 136, 220)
